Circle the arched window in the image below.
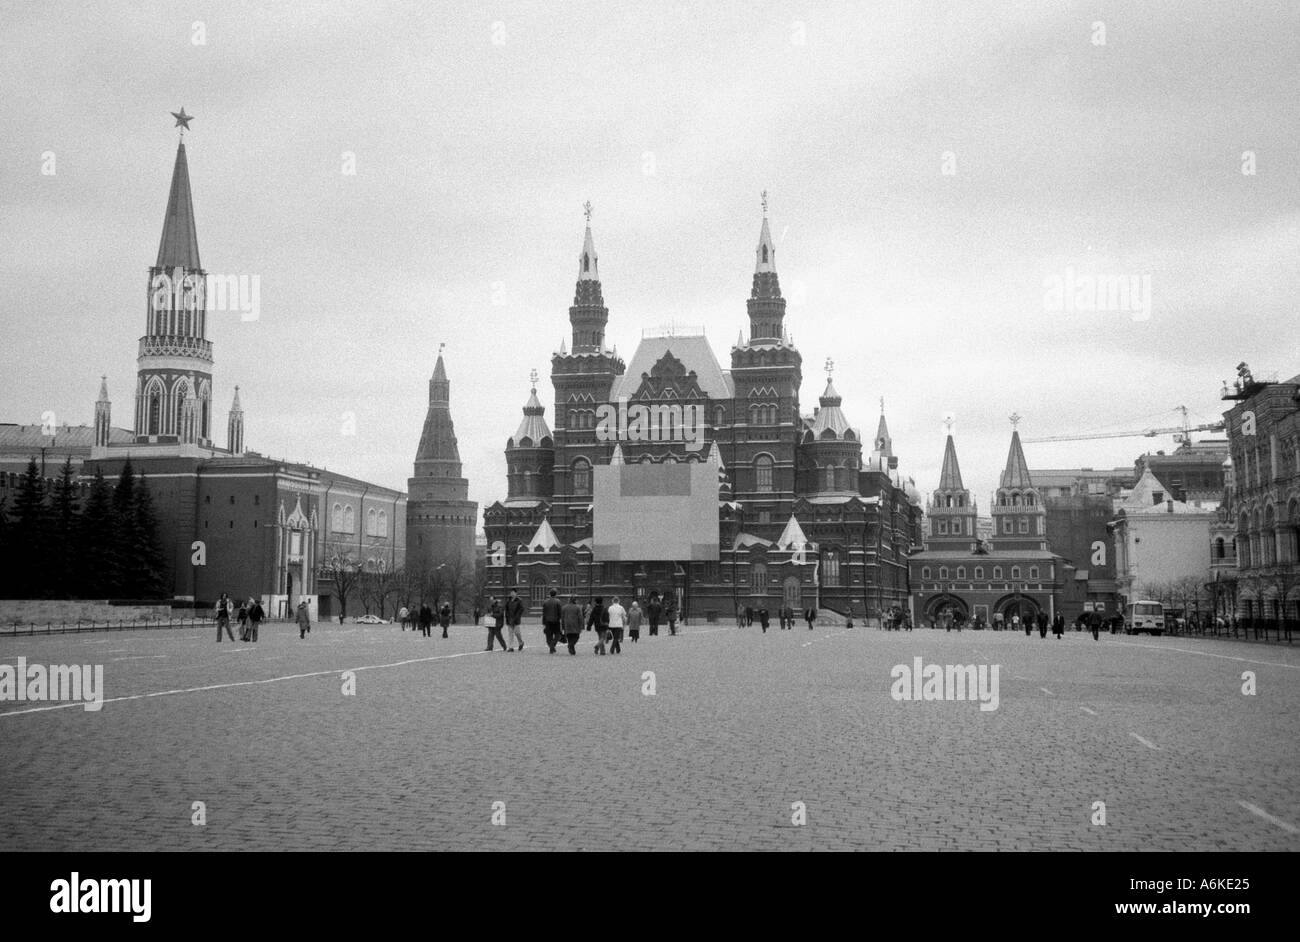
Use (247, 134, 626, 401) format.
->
(344, 505, 355, 533)
(993, 566, 1003, 580)
(921, 567, 931, 580)
(1029, 566, 1040, 580)
(974, 567, 984, 580)
(823, 551, 841, 586)
(367, 507, 377, 536)
(939, 567, 949, 580)
(1011, 566, 1021, 580)
(751, 562, 768, 592)
(378, 510, 387, 537)
(761, 244, 769, 264)
(333, 503, 343, 532)
(147, 388, 161, 435)
(582, 253, 590, 273)
(957, 567, 966, 579)
(572, 458, 592, 496)
(755, 455, 774, 492)
(825, 465, 835, 491)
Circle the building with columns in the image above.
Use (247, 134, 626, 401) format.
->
(483, 200, 924, 620)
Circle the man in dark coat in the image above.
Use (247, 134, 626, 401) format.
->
(486, 597, 508, 651)
(646, 595, 662, 637)
(438, 602, 452, 638)
(1037, 611, 1049, 639)
(561, 595, 583, 655)
(248, 597, 264, 643)
(504, 589, 526, 651)
(587, 596, 608, 654)
(418, 603, 433, 638)
(804, 606, 816, 630)
(1052, 612, 1065, 639)
(541, 589, 563, 654)
(758, 607, 769, 633)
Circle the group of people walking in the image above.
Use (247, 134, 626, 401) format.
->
(397, 602, 453, 638)
(481, 589, 683, 656)
(214, 592, 267, 642)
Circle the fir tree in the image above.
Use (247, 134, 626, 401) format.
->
(79, 468, 117, 599)
(111, 461, 138, 598)
(11, 459, 51, 598)
(50, 458, 81, 598)
(132, 477, 169, 599)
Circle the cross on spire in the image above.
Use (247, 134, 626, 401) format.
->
(761, 190, 768, 216)
(583, 200, 593, 224)
(529, 368, 539, 388)
(880, 396, 885, 414)
(439, 342, 445, 355)
(824, 356, 834, 378)
(944, 415, 955, 433)
(1009, 412, 1022, 429)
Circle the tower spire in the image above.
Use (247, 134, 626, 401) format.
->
(156, 133, 201, 270)
(227, 385, 244, 456)
(747, 191, 785, 341)
(569, 201, 609, 352)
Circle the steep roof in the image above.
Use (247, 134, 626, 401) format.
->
(938, 435, 965, 491)
(608, 335, 734, 401)
(808, 378, 857, 440)
(999, 430, 1034, 490)
(156, 140, 201, 270)
(509, 386, 552, 448)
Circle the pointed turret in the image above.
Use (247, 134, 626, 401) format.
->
(156, 140, 201, 270)
(509, 384, 552, 448)
(991, 419, 1045, 551)
(524, 517, 561, 553)
(938, 435, 964, 491)
(776, 514, 811, 552)
(227, 386, 245, 455)
(1000, 429, 1033, 489)
(609, 443, 625, 465)
(808, 377, 855, 440)
(569, 201, 610, 353)
(746, 192, 786, 342)
(506, 372, 554, 503)
(414, 350, 465, 471)
(94, 376, 111, 448)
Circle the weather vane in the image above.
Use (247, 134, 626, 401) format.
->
(1009, 412, 1022, 429)
(880, 396, 885, 414)
(171, 107, 193, 134)
(761, 190, 768, 216)
(583, 200, 592, 224)
(824, 356, 833, 378)
(529, 368, 539, 388)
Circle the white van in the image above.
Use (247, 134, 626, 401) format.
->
(1125, 600, 1165, 636)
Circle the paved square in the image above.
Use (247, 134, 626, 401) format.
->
(1, 622, 1298, 851)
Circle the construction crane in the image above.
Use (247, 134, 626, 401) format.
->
(1023, 405, 1225, 445)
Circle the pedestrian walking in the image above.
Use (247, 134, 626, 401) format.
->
(607, 596, 627, 653)
(214, 592, 236, 642)
(745, 605, 754, 627)
(1052, 612, 1065, 639)
(438, 601, 452, 638)
(248, 597, 264, 642)
(758, 607, 769, 633)
(505, 589, 525, 651)
(237, 600, 249, 641)
(737, 605, 746, 628)
(587, 596, 608, 655)
(666, 597, 679, 635)
(541, 589, 563, 654)
(1088, 611, 1101, 641)
(296, 600, 312, 639)
(418, 603, 433, 638)
(628, 600, 643, 643)
(1037, 612, 1048, 639)
(804, 606, 816, 630)
(646, 595, 662, 637)
(904, 612, 913, 631)
(486, 597, 508, 651)
(561, 595, 583, 655)
(398, 605, 410, 631)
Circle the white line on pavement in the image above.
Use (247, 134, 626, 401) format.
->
(1130, 732, 1160, 750)
(1236, 801, 1299, 834)
(0, 649, 492, 718)
(1040, 687, 1055, 696)
(1107, 640, 1300, 670)
(1080, 707, 1097, 716)
(111, 655, 167, 661)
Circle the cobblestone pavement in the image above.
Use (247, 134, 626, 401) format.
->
(1, 621, 1297, 851)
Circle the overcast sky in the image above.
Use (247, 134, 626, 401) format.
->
(2, 0, 1297, 517)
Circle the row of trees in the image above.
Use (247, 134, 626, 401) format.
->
(1140, 568, 1300, 626)
(0, 459, 169, 600)
(320, 552, 488, 623)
